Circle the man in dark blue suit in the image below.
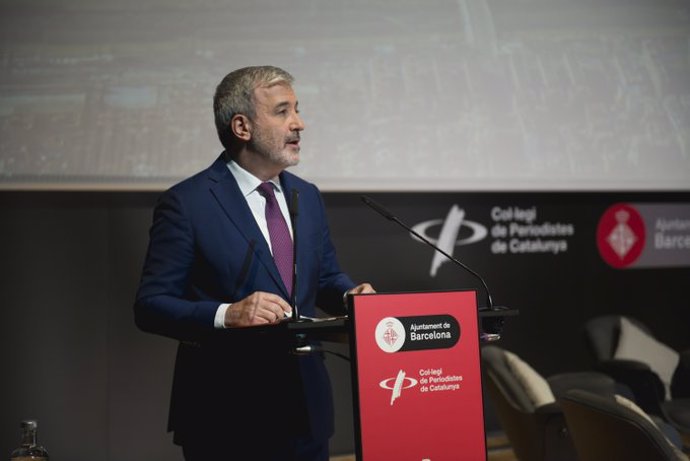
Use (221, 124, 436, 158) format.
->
(135, 65, 374, 461)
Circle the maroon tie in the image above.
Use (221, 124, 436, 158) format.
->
(257, 182, 294, 297)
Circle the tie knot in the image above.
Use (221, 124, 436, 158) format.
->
(258, 182, 276, 200)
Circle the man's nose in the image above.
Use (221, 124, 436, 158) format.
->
(291, 112, 305, 131)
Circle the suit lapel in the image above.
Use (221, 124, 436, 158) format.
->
(207, 155, 289, 298)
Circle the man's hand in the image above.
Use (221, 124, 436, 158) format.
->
(347, 283, 376, 296)
(224, 292, 292, 327)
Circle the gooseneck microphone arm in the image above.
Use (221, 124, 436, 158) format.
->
(289, 189, 300, 321)
(360, 195, 494, 310)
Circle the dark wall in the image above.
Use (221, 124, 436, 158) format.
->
(0, 193, 179, 460)
(1, 190, 689, 460)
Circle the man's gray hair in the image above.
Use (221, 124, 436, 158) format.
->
(214, 65, 295, 149)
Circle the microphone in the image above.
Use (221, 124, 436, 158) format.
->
(360, 195, 510, 341)
(233, 239, 256, 300)
(361, 195, 494, 310)
(289, 188, 302, 322)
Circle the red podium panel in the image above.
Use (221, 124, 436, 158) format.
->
(349, 290, 486, 461)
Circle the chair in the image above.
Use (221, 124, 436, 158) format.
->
(481, 345, 619, 461)
(584, 315, 690, 440)
(561, 389, 689, 461)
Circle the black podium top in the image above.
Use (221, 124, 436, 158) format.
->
(284, 307, 519, 343)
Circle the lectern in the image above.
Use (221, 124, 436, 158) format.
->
(347, 290, 487, 461)
(285, 290, 516, 460)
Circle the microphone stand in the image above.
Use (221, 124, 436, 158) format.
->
(361, 195, 507, 340)
(289, 189, 308, 323)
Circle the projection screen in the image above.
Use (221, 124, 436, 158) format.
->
(1, 0, 689, 191)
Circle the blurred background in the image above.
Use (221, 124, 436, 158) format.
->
(1, 0, 689, 459)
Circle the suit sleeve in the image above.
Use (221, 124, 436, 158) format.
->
(134, 189, 220, 340)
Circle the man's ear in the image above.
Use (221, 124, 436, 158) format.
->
(231, 114, 251, 141)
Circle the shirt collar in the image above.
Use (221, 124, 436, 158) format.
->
(226, 159, 282, 197)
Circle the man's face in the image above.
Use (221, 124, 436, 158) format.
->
(247, 83, 305, 169)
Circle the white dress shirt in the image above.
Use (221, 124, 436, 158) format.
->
(214, 159, 293, 328)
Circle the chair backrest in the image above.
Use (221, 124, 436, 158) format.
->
(481, 345, 542, 460)
(584, 315, 678, 405)
(482, 345, 538, 413)
(560, 389, 687, 461)
(584, 314, 651, 362)
(481, 345, 576, 461)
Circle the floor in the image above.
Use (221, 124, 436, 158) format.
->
(484, 432, 518, 461)
(329, 432, 517, 461)
(329, 431, 690, 461)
